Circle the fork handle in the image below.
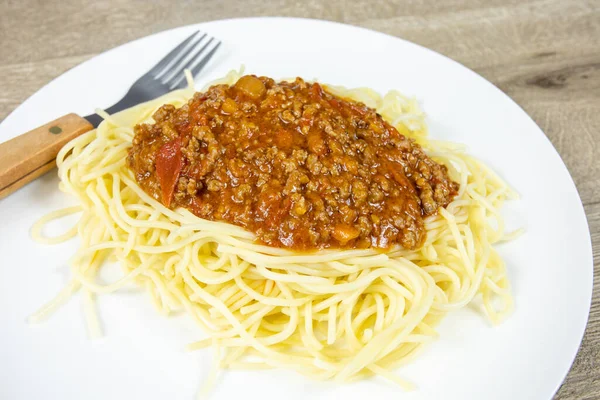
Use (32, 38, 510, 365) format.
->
(0, 113, 93, 199)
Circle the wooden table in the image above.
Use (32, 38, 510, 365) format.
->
(0, 0, 598, 398)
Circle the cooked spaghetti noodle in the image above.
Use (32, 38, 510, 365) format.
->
(30, 68, 518, 390)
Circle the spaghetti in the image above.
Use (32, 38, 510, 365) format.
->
(30, 69, 518, 390)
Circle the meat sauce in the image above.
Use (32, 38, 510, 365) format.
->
(127, 75, 458, 250)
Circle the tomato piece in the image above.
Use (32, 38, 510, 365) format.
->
(234, 76, 266, 99)
(155, 137, 183, 207)
(349, 103, 367, 116)
(384, 160, 415, 193)
(310, 83, 324, 100)
(274, 129, 294, 149)
(332, 224, 360, 245)
(307, 131, 327, 156)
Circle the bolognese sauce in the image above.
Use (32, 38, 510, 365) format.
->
(127, 75, 458, 250)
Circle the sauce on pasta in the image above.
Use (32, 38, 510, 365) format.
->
(127, 75, 458, 250)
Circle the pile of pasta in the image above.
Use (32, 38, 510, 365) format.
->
(31, 69, 518, 392)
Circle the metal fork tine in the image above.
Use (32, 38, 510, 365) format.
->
(171, 41, 222, 90)
(146, 30, 199, 76)
(165, 37, 214, 86)
(158, 33, 207, 79)
(185, 41, 222, 85)
(149, 31, 205, 77)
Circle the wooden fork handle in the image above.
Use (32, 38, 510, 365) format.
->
(0, 114, 93, 199)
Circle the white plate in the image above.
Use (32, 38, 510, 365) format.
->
(0, 17, 593, 400)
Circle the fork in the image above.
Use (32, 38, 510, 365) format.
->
(0, 30, 221, 199)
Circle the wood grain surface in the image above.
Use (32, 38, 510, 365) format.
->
(0, 0, 598, 398)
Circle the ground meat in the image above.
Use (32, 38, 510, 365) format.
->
(127, 75, 459, 250)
